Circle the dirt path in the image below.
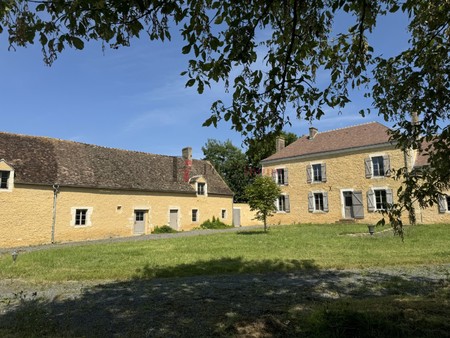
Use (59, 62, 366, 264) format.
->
(1, 264, 448, 337)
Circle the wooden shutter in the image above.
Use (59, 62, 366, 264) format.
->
(308, 192, 314, 212)
(352, 191, 364, 219)
(323, 192, 329, 212)
(272, 169, 277, 182)
(367, 190, 376, 212)
(438, 195, 446, 213)
(365, 158, 372, 178)
(386, 189, 393, 205)
(285, 195, 290, 213)
(306, 165, 312, 183)
(284, 168, 289, 185)
(321, 163, 327, 182)
(383, 155, 391, 177)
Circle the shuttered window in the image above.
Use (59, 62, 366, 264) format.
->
(367, 189, 393, 212)
(366, 155, 391, 178)
(307, 163, 326, 183)
(309, 192, 329, 212)
(276, 168, 288, 185)
(277, 195, 290, 212)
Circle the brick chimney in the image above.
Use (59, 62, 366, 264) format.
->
(275, 136, 285, 153)
(182, 147, 192, 182)
(309, 127, 318, 139)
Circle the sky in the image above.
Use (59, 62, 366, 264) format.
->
(0, 9, 410, 159)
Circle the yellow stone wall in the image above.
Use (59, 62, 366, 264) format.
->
(233, 203, 263, 226)
(0, 184, 232, 248)
(262, 146, 448, 225)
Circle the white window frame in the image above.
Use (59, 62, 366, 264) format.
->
(371, 155, 385, 177)
(312, 163, 322, 183)
(71, 207, 93, 227)
(276, 168, 286, 185)
(309, 190, 329, 213)
(367, 187, 393, 212)
(196, 182, 207, 196)
(221, 209, 227, 219)
(366, 153, 390, 179)
(276, 194, 290, 213)
(0, 169, 14, 192)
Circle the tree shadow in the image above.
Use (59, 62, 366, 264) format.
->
(236, 230, 268, 235)
(0, 262, 448, 337)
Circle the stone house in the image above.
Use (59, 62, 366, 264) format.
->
(261, 122, 450, 225)
(0, 132, 234, 248)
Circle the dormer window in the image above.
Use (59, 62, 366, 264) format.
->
(0, 160, 14, 192)
(197, 182, 206, 195)
(0, 171, 10, 189)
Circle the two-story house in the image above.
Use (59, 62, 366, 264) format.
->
(0, 131, 233, 248)
(261, 122, 450, 225)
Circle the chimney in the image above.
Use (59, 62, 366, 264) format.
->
(309, 127, 318, 139)
(275, 136, 285, 153)
(182, 147, 192, 182)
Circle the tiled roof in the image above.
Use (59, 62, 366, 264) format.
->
(263, 122, 393, 162)
(0, 132, 233, 196)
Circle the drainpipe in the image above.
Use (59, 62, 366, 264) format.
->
(51, 184, 60, 244)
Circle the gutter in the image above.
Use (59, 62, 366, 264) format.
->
(51, 183, 60, 244)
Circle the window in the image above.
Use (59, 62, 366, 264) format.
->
(275, 168, 288, 185)
(192, 209, 198, 222)
(0, 171, 9, 189)
(221, 209, 227, 219)
(365, 155, 390, 178)
(312, 164, 322, 182)
(307, 163, 326, 183)
(75, 209, 88, 226)
(277, 195, 290, 212)
(367, 189, 393, 212)
(438, 194, 450, 213)
(135, 210, 145, 222)
(372, 156, 385, 177)
(197, 182, 206, 195)
(308, 192, 329, 212)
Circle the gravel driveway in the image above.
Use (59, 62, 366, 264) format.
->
(0, 264, 448, 337)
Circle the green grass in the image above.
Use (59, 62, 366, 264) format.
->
(0, 223, 448, 282)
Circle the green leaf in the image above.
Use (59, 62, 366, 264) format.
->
(71, 37, 84, 50)
(186, 79, 195, 87)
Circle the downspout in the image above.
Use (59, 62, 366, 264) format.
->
(51, 184, 60, 244)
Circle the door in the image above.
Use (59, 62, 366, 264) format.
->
(343, 192, 354, 219)
(133, 210, 146, 235)
(233, 208, 241, 227)
(169, 209, 179, 230)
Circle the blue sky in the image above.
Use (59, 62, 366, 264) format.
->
(0, 10, 409, 159)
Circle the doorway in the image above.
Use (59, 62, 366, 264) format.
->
(133, 210, 147, 235)
(343, 192, 354, 219)
(169, 209, 179, 230)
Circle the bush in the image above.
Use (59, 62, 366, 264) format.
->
(200, 216, 232, 229)
(152, 225, 178, 234)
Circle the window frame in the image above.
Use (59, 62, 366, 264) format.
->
(276, 194, 290, 213)
(308, 191, 329, 213)
(221, 209, 227, 219)
(372, 156, 385, 177)
(0, 169, 14, 192)
(192, 209, 199, 222)
(71, 207, 93, 227)
(367, 188, 393, 212)
(276, 168, 285, 185)
(197, 182, 206, 195)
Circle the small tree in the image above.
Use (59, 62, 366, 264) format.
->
(245, 176, 281, 232)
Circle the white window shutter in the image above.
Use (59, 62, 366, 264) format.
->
(365, 158, 372, 178)
(352, 191, 364, 219)
(367, 190, 376, 212)
(384, 155, 391, 177)
(306, 165, 312, 183)
(323, 192, 329, 212)
(438, 195, 446, 213)
(285, 195, 290, 213)
(284, 168, 289, 185)
(308, 192, 314, 212)
(386, 189, 393, 205)
(321, 163, 327, 182)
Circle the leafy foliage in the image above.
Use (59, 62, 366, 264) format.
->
(245, 176, 281, 231)
(2, 1, 450, 230)
(200, 216, 231, 229)
(202, 139, 251, 202)
(152, 225, 178, 234)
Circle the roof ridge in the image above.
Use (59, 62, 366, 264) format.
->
(311, 121, 382, 135)
(0, 130, 178, 160)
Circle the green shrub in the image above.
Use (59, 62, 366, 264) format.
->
(200, 216, 232, 229)
(152, 225, 178, 234)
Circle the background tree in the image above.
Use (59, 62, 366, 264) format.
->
(202, 139, 250, 203)
(1, 1, 449, 232)
(246, 131, 298, 170)
(245, 176, 281, 232)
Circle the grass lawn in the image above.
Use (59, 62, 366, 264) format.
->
(0, 223, 449, 337)
(0, 223, 449, 282)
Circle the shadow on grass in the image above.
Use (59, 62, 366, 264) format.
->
(236, 230, 268, 235)
(0, 263, 448, 337)
(133, 256, 318, 279)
